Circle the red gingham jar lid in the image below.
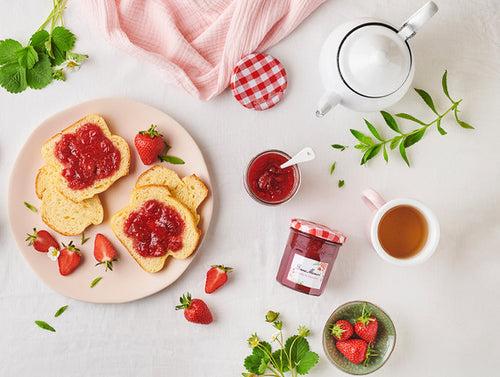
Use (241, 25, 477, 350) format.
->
(290, 218, 347, 245)
(230, 53, 287, 111)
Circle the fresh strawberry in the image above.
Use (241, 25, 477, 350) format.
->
(94, 233, 118, 271)
(354, 303, 378, 344)
(336, 339, 377, 365)
(58, 241, 81, 276)
(205, 265, 233, 294)
(175, 292, 213, 324)
(26, 228, 59, 253)
(134, 125, 165, 165)
(330, 319, 354, 341)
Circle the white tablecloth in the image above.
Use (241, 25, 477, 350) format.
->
(1, 0, 499, 376)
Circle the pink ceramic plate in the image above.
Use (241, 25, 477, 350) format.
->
(8, 98, 213, 303)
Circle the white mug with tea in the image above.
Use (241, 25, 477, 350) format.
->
(362, 188, 440, 266)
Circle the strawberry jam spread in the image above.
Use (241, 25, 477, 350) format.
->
(54, 123, 121, 190)
(247, 152, 297, 203)
(123, 200, 185, 257)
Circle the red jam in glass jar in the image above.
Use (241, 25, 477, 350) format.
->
(244, 150, 300, 205)
(276, 219, 346, 296)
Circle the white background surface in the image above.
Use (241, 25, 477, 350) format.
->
(1, 0, 499, 376)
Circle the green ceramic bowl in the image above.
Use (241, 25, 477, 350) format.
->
(322, 301, 396, 375)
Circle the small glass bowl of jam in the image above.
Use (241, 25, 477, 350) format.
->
(276, 219, 347, 296)
(244, 149, 301, 206)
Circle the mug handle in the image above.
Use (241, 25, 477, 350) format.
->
(361, 188, 386, 212)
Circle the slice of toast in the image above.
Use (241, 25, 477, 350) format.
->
(41, 114, 130, 203)
(110, 185, 200, 273)
(36, 165, 104, 236)
(135, 165, 208, 224)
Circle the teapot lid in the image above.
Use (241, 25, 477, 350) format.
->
(338, 23, 412, 98)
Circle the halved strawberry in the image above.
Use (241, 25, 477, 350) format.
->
(205, 265, 233, 294)
(26, 228, 59, 253)
(94, 233, 118, 271)
(58, 241, 81, 276)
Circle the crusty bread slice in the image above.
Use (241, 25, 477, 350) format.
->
(110, 185, 200, 273)
(35, 165, 104, 236)
(135, 165, 208, 224)
(41, 114, 130, 203)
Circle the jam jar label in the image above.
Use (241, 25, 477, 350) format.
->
(286, 254, 328, 289)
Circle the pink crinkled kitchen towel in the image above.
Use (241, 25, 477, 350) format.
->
(81, 0, 326, 100)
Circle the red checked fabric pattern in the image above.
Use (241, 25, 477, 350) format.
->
(290, 219, 347, 244)
(230, 53, 287, 110)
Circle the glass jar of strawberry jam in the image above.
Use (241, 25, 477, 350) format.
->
(244, 150, 300, 206)
(276, 219, 346, 296)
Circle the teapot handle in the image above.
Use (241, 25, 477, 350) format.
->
(398, 1, 438, 41)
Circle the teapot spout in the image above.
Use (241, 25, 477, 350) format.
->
(316, 91, 341, 118)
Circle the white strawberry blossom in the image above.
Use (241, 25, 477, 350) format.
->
(47, 246, 60, 261)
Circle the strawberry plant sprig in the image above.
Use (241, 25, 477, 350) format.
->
(349, 71, 473, 167)
(0, 0, 87, 93)
(242, 311, 319, 377)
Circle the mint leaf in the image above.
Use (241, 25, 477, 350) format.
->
(415, 88, 438, 114)
(436, 119, 447, 135)
(26, 54, 52, 89)
(350, 129, 373, 146)
(159, 155, 185, 165)
(338, 179, 345, 188)
(330, 161, 336, 175)
(30, 30, 50, 53)
(395, 113, 426, 125)
(383, 145, 388, 163)
(0, 39, 22, 65)
(381, 111, 401, 134)
(399, 141, 410, 167)
(15, 46, 38, 69)
(354, 144, 366, 150)
(244, 354, 264, 374)
(390, 136, 402, 150)
(24, 201, 37, 212)
(404, 128, 426, 148)
(362, 145, 381, 165)
(364, 119, 383, 141)
(441, 70, 453, 102)
(454, 108, 474, 129)
(331, 144, 347, 151)
(54, 305, 68, 317)
(0, 63, 27, 93)
(35, 320, 55, 332)
(51, 27, 75, 52)
(90, 277, 102, 288)
(296, 351, 319, 375)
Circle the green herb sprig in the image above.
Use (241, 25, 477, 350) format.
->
(242, 311, 318, 377)
(349, 71, 473, 167)
(0, 0, 87, 93)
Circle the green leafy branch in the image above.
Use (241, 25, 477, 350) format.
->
(0, 0, 87, 93)
(243, 311, 319, 377)
(349, 71, 474, 167)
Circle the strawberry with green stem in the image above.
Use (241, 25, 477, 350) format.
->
(205, 265, 233, 293)
(330, 319, 354, 341)
(134, 125, 184, 165)
(354, 303, 378, 344)
(175, 292, 213, 324)
(94, 233, 118, 271)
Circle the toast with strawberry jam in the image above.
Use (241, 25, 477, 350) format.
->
(110, 185, 200, 273)
(36, 165, 104, 236)
(135, 165, 208, 225)
(41, 114, 130, 203)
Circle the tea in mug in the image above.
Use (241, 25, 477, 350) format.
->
(377, 205, 428, 259)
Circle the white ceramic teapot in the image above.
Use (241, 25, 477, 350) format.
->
(316, 1, 438, 117)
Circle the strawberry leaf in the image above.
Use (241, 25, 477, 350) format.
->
(51, 26, 75, 53)
(0, 62, 27, 93)
(29, 30, 50, 53)
(296, 351, 319, 375)
(15, 46, 38, 69)
(0, 39, 22, 65)
(26, 54, 53, 89)
(244, 354, 264, 374)
(252, 341, 271, 363)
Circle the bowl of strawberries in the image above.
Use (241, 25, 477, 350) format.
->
(322, 301, 396, 375)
